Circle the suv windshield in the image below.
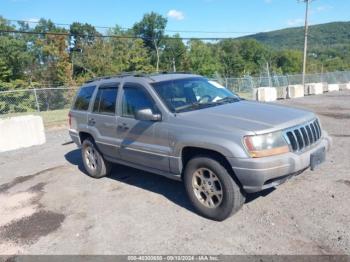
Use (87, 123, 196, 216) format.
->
(151, 77, 240, 113)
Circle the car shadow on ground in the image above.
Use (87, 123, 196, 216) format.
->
(245, 188, 275, 204)
(64, 149, 196, 214)
(64, 149, 275, 216)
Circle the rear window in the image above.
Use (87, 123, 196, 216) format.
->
(93, 85, 118, 115)
(73, 86, 96, 111)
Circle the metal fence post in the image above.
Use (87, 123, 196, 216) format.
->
(249, 76, 254, 91)
(33, 88, 40, 112)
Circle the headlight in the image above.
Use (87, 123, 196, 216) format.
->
(243, 131, 290, 158)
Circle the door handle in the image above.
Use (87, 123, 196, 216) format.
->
(117, 123, 129, 130)
(104, 122, 116, 128)
(88, 118, 96, 126)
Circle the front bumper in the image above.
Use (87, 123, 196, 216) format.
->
(229, 132, 332, 193)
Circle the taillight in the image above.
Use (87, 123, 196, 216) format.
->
(68, 112, 72, 128)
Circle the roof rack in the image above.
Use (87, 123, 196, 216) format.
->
(150, 71, 193, 75)
(84, 72, 147, 83)
(84, 71, 195, 83)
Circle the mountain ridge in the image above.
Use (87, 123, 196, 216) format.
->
(239, 21, 350, 51)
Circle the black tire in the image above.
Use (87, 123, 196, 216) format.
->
(183, 155, 245, 221)
(81, 137, 112, 178)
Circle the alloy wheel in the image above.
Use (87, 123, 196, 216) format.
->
(192, 167, 223, 208)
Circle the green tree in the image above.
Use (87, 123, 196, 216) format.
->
(187, 40, 221, 76)
(69, 22, 99, 50)
(33, 18, 63, 34)
(217, 40, 245, 77)
(126, 39, 154, 72)
(0, 16, 15, 32)
(238, 39, 271, 75)
(161, 34, 186, 72)
(73, 39, 112, 77)
(73, 37, 153, 78)
(273, 50, 303, 74)
(322, 57, 347, 72)
(0, 35, 31, 81)
(133, 12, 167, 72)
(34, 34, 72, 85)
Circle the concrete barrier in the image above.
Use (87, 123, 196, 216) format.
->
(253, 87, 277, 102)
(328, 84, 340, 92)
(339, 83, 350, 90)
(0, 115, 46, 153)
(322, 82, 329, 93)
(287, 85, 304, 98)
(276, 86, 288, 99)
(306, 83, 323, 95)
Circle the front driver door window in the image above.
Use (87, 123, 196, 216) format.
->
(122, 85, 157, 118)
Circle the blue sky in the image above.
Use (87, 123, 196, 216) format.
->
(1, 0, 349, 37)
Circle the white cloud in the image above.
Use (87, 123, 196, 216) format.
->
(264, 0, 272, 4)
(27, 18, 40, 23)
(287, 18, 304, 26)
(167, 10, 185, 21)
(308, 5, 333, 15)
(315, 5, 333, 12)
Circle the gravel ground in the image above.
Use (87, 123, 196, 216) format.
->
(0, 90, 349, 255)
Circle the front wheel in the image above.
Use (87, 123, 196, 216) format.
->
(184, 156, 245, 221)
(81, 137, 112, 178)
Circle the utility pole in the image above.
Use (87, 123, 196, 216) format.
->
(266, 62, 272, 87)
(301, 0, 311, 86)
(71, 51, 74, 81)
(172, 57, 176, 72)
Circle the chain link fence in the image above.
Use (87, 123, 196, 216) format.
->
(216, 71, 350, 96)
(0, 87, 78, 115)
(1, 71, 350, 116)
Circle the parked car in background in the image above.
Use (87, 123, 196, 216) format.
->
(69, 72, 332, 221)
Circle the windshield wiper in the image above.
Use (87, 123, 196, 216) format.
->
(215, 96, 241, 104)
(174, 97, 240, 113)
(175, 102, 216, 113)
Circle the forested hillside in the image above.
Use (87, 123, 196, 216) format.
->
(240, 21, 350, 50)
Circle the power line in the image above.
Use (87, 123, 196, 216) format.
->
(8, 19, 112, 30)
(6, 18, 260, 35)
(0, 29, 250, 41)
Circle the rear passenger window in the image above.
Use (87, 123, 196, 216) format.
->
(93, 85, 118, 114)
(73, 86, 96, 111)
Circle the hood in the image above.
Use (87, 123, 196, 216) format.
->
(175, 100, 315, 134)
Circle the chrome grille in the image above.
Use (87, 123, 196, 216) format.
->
(285, 119, 322, 152)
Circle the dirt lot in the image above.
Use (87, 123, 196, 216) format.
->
(0, 91, 349, 255)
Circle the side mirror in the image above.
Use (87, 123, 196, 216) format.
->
(135, 108, 161, 121)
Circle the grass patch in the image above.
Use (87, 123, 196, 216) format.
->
(237, 92, 253, 100)
(1, 109, 69, 129)
(37, 109, 69, 128)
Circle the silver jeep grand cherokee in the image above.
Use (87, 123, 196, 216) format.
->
(69, 72, 332, 221)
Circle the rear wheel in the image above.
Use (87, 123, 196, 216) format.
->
(184, 155, 245, 221)
(81, 137, 111, 178)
